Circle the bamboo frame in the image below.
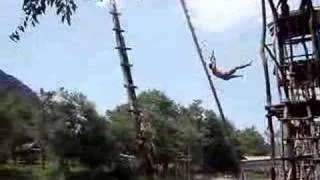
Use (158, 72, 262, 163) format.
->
(261, 1, 320, 179)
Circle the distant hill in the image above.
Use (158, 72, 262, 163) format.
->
(0, 69, 39, 103)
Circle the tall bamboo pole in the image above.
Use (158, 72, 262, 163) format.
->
(109, 1, 156, 179)
(178, 0, 227, 126)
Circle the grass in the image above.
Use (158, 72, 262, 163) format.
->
(0, 164, 35, 180)
(246, 171, 268, 179)
(0, 162, 200, 180)
(0, 162, 177, 180)
(137, 176, 176, 180)
(0, 162, 68, 179)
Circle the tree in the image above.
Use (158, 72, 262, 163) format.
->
(236, 126, 270, 156)
(138, 90, 181, 171)
(35, 89, 57, 167)
(0, 92, 36, 163)
(106, 89, 244, 176)
(201, 110, 240, 174)
(11, 0, 78, 42)
(43, 88, 83, 162)
(107, 105, 136, 155)
(178, 100, 242, 174)
(78, 103, 116, 169)
(36, 88, 116, 169)
(107, 90, 183, 175)
(177, 100, 204, 166)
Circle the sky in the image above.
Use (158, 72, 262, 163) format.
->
(0, 0, 311, 133)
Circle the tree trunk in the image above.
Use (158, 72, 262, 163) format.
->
(163, 162, 169, 177)
(41, 152, 46, 169)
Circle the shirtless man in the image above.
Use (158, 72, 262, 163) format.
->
(208, 50, 252, 81)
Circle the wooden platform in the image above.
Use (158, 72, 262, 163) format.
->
(268, 100, 320, 119)
(278, 59, 320, 87)
(268, 8, 320, 39)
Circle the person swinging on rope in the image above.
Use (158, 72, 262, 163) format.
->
(208, 50, 252, 81)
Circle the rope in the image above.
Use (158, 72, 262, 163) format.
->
(178, 0, 227, 128)
(209, 50, 216, 63)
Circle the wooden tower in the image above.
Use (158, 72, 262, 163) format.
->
(260, 0, 320, 179)
(109, 0, 156, 178)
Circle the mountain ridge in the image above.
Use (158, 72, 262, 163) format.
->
(0, 69, 39, 103)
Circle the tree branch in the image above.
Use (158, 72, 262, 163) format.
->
(10, 0, 78, 42)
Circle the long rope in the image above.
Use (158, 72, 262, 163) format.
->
(178, 0, 227, 125)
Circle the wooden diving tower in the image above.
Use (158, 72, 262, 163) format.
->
(260, 0, 320, 179)
(109, 0, 156, 179)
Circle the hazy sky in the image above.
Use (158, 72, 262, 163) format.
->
(1, 0, 306, 133)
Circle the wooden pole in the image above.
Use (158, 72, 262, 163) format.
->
(109, 1, 156, 179)
(260, 0, 276, 179)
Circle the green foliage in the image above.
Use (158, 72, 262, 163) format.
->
(0, 92, 36, 161)
(10, 0, 77, 42)
(36, 88, 116, 169)
(107, 106, 136, 154)
(200, 110, 240, 174)
(66, 170, 118, 180)
(235, 126, 270, 156)
(138, 90, 182, 167)
(78, 115, 116, 169)
(37, 88, 81, 160)
(0, 86, 270, 178)
(0, 167, 35, 180)
(106, 90, 252, 175)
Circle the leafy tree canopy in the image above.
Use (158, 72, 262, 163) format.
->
(11, 0, 78, 42)
(0, 86, 270, 176)
(236, 126, 270, 156)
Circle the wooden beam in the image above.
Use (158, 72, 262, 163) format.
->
(260, 0, 276, 179)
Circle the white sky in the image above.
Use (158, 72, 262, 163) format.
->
(188, 0, 260, 32)
(96, 0, 316, 32)
(96, 0, 115, 8)
(187, 0, 306, 32)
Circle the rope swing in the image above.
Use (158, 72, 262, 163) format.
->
(178, 0, 227, 125)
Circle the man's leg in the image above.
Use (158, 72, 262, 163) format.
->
(235, 61, 252, 70)
(227, 61, 253, 75)
(222, 74, 243, 81)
